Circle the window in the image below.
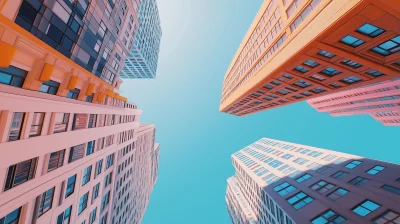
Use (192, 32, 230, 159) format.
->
(100, 212, 108, 224)
(66, 88, 80, 99)
(65, 175, 76, 198)
(272, 80, 281, 85)
(48, 149, 65, 172)
(264, 84, 274, 89)
(340, 76, 362, 84)
(37, 187, 55, 217)
(318, 50, 336, 58)
(311, 74, 325, 81)
(86, 93, 94, 103)
(54, 113, 69, 133)
(330, 83, 341, 88)
(310, 87, 325, 93)
(320, 67, 341, 76)
(78, 192, 89, 215)
(327, 188, 348, 201)
(294, 65, 309, 73)
(72, 114, 88, 130)
(341, 59, 363, 68)
(98, 22, 107, 39)
(293, 158, 309, 165)
(312, 210, 346, 224)
(282, 153, 294, 159)
(4, 157, 37, 191)
(86, 141, 95, 155)
(366, 70, 383, 77)
(345, 160, 362, 169)
(104, 172, 112, 187)
(57, 206, 72, 224)
(371, 36, 400, 56)
(349, 176, 369, 186)
(69, 144, 85, 163)
(94, 40, 102, 53)
(89, 208, 97, 224)
(296, 173, 312, 183)
(0, 66, 28, 87)
(373, 210, 400, 224)
(283, 74, 293, 79)
(30, 112, 45, 137)
(106, 154, 114, 169)
(352, 200, 380, 217)
(101, 191, 111, 212)
(381, 185, 400, 195)
(287, 192, 314, 210)
(310, 180, 335, 193)
(82, 166, 92, 186)
(366, 165, 385, 175)
(304, 60, 319, 68)
(39, 80, 60, 95)
(277, 89, 289, 95)
(331, 171, 348, 180)
(103, 47, 111, 60)
(294, 80, 311, 88)
(273, 182, 297, 196)
(8, 112, 25, 142)
(340, 35, 365, 47)
(316, 166, 331, 174)
(96, 160, 103, 176)
(93, 183, 100, 201)
(0, 207, 22, 224)
(357, 23, 385, 38)
(301, 91, 311, 96)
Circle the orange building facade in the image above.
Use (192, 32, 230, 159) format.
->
(220, 0, 400, 116)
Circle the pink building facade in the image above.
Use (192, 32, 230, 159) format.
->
(307, 79, 400, 126)
(226, 138, 400, 224)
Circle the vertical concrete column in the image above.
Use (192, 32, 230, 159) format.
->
(22, 59, 46, 91)
(21, 112, 34, 139)
(40, 153, 51, 176)
(34, 155, 45, 179)
(0, 110, 13, 143)
(40, 112, 52, 136)
(52, 183, 62, 211)
(47, 112, 56, 135)
(0, 167, 7, 195)
(67, 113, 74, 132)
(22, 198, 37, 224)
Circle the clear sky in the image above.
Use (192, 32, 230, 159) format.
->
(120, 0, 400, 223)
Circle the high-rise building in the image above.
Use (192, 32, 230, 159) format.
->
(307, 79, 400, 126)
(226, 138, 400, 224)
(120, 0, 162, 79)
(220, 0, 400, 116)
(0, 1, 159, 223)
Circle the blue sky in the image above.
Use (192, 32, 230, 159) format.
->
(120, 0, 400, 223)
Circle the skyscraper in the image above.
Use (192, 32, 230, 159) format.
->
(307, 79, 400, 126)
(226, 138, 400, 224)
(220, 0, 400, 116)
(0, 1, 159, 223)
(120, 0, 162, 79)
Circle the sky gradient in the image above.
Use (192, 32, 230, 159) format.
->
(120, 1, 400, 223)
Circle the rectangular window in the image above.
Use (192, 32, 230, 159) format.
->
(352, 200, 380, 217)
(88, 114, 97, 128)
(311, 210, 346, 224)
(381, 185, 400, 195)
(341, 59, 363, 68)
(311, 74, 326, 81)
(72, 114, 88, 130)
(57, 206, 72, 224)
(273, 182, 297, 196)
(340, 76, 362, 84)
(39, 80, 60, 95)
(8, 112, 25, 142)
(287, 192, 314, 210)
(47, 149, 65, 172)
(345, 160, 362, 169)
(98, 21, 107, 39)
(294, 65, 309, 73)
(69, 144, 85, 163)
(318, 50, 336, 58)
(303, 60, 319, 68)
(349, 176, 369, 186)
(29, 112, 45, 137)
(66, 88, 80, 99)
(104, 172, 112, 188)
(4, 157, 38, 191)
(0, 66, 28, 87)
(331, 171, 348, 180)
(86, 93, 94, 102)
(316, 166, 331, 174)
(366, 70, 383, 77)
(327, 188, 348, 201)
(320, 67, 341, 76)
(371, 36, 400, 56)
(100, 212, 108, 224)
(86, 141, 95, 156)
(89, 207, 97, 224)
(65, 175, 76, 198)
(340, 35, 365, 47)
(106, 154, 114, 169)
(78, 192, 89, 215)
(54, 113, 69, 133)
(101, 191, 111, 212)
(357, 23, 385, 38)
(310, 180, 335, 193)
(366, 165, 385, 175)
(293, 158, 309, 165)
(37, 187, 55, 217)
(296, 173, 312, 183)
(373, 210, 400, 224)
(294, 80, 311, 88)
(82, 166, 92, 186)
(93, 183, 100, 201)
(96, 160, 103, 176)
(0, 207, 22, 223)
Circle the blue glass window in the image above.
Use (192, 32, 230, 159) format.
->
(294, 65, 309, 73)
(311, 74, 326, 81)
(327, 188, 348, 201)
(294, 80, 311, 88)
(272, 80, 281, 85)
(312, 210, 346, 224)
(341, 59, 363, 68)
(310, 180, 336, 193)
(0, 207, 22, 224)
(301, 91, 311, 96)
(330, 83, 341, 88)
(381, 185, 400, 195)
(310, 87, 325, 93)
(366, 70, 383, 77)
(366, 165, 385, 175)
(357, 23, 385, 38)
(39, 80, 60, 95)
(78, 192, 89, 215)
(287, 192, 314, 210)
(371, 36, 400, 56)
(331, 171, 348, 180)
(67, 88, 80, 99)
(65, 175, 76, 198)
(352, 200, 380, 217)
(349, 176, 369, 186)
(277, 89, 289, 95)
(283, 74, 293, 79)
(296, 173, 312, 183)
(264, 97, 272, 101)
(269, 94, 278, 98)
(293, 94, 302, 99)
(0, 66, 28, 88)
(57, 206, 72, 224)
(320, 67, 341, 76)
(340, 76, 362, 84)
(82, 166, 92, 186)
(345, 160, 362, 169)
(340, 35, 365, 47)
(274, 182, 297, 196)
(303, 60, 319, 68)
(318, 50, 336, 58)
(373, 210, 400, 224)
(251, 93, 261, 97)
(264, 84, 274, 89)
